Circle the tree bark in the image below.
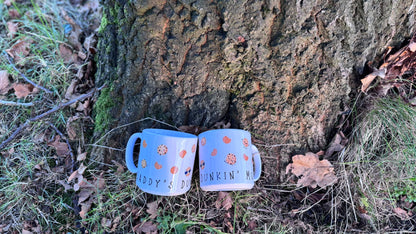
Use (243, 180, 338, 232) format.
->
(93, 0, 416, 181)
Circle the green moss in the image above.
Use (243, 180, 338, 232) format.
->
(98, 13, 108, 33)
(93, 87, 115, 133)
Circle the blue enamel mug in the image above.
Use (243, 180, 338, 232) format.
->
(125, 129, 198, 196)
(198, 129, 262, 191)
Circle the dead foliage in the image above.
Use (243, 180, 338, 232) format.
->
(286, 152, 338, 189)
(361, 33, 416, 102)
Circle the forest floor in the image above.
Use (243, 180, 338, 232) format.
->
(0, 0, 415, 233)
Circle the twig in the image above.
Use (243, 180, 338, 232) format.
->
(0, 100, 34, 107)
(2, 51, 53, 94)
(49, 123, 75, 172)
(256, 143, 296, 148)
(0, 85, 105, 150)
(93, 117, 180, 145)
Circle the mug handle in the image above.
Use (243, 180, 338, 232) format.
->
(125, 133, 142, 173)
(251, 145, 262, 181)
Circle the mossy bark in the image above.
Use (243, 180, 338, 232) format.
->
(94, 0, 416, 182)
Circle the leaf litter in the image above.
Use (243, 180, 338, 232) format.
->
(361, 33, 416, 101)
(286, 152, 338, 188)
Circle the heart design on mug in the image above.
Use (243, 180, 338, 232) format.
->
(211, 148, 217, 156)
(244, 154, 249, 161)
(154, 162, 162, 169)
(142, 139, 147, 148)
(179, 150, 187, 158)
(170, 166, 178, 174)
(223, 136, 231, 144)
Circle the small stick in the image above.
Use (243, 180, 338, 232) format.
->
(2, 51, 53, 94)
(49, 123, 75, 172)
(0, 85, 105, 150)
(0, 100, 34, 107)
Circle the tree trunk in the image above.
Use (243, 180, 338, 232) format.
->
(93, 0, 416, 182)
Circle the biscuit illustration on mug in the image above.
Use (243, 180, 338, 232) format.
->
(200, 160, 205, 170)
(142, 139, 147, 148)
(157, 144, 168, 155)
(225, 153, 237, 165)
(192, 144, 196, 153)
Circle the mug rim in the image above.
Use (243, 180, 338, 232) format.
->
(143, 128, 197, 139)
(198, 128, 249, 136)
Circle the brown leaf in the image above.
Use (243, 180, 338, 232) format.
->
(77, 152, 87, 161)
(79, 198, 93, 219)
(95, 172, 106, 190)
(393, 207, 410, 220)
(58, 180, 72, 192)
(7, 21, 18, 38)
(215, 191, 233, 210)
(146, 201, 159, 219)
(13, 83, 36, 98)
(47, 135, 69, 157)
(6, 39, 32, 62)
(78, 163, 87, 175)
(78, 189, 94, 204)
(286, 152, 338, 188)
(134, 221, 158, 233)
(4, 0, 14, 6)
(8, 9, 21, 19)
(361, 69, 386, 92)
(59, 44, 75, 63)
(83, 34, 97, 54)
(0, 71, 11, 95)
(325, 132, 347, 158)
(68, 170, 79, 182)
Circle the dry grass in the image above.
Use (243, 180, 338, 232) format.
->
(335, 98, 416, 232)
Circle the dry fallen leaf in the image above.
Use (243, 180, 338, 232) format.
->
(146, 201, 159, 219)
(360, 69, 386, 92)
(134, 221, 158, 234)
(0, 71, 11, 95)
(6, 38, 32, 62)
(58, 180, 72, 192)
(47, 135, 69, 157)
(325, 132, 347, 158)
(79, 198, 93, 219)
(393, 207, 410, 220)
(7, 21, 18, 38)
(4, 0, 14, 6)
(59, 44, 75, 63)
(78, 189, 94, 204)
(286, 152, 338, 188)
(77, 152, 87, 161)
(13, 83, 36, 98)
(8, 9, 21, 19)
(215, 191, 233, 210)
